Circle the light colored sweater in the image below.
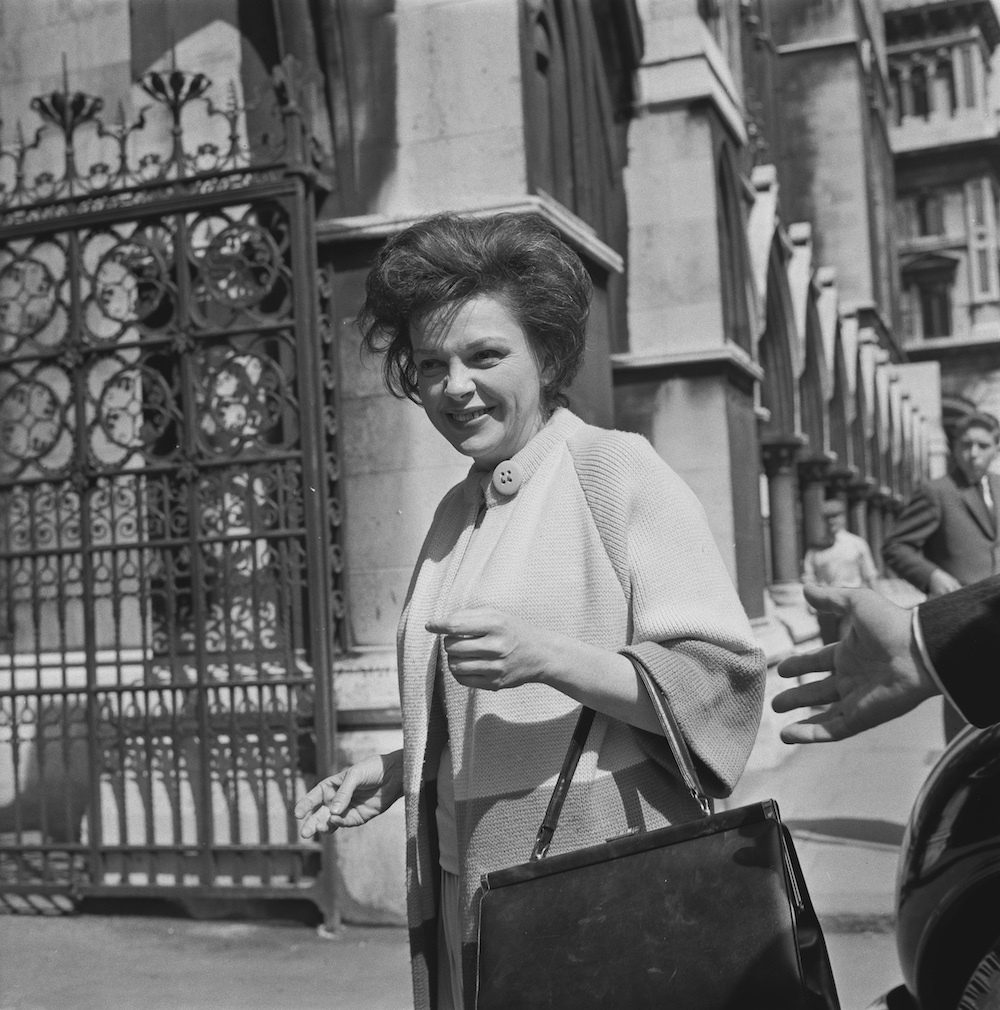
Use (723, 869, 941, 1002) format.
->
(397, 408, 765, 1009)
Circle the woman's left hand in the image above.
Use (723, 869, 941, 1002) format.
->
(425, 608, 553, 692)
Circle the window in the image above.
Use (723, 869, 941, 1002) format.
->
(915, 192, 944, 236)
(971, 180, 986, 227)
(698, 0, 722, 43)
(911, 63, 929, 118)
(531, 16, 558, 200)
(715, 145, 754, 354)
(902, 252, 958, 337)
(961, 45, 976, 108)
(935, 59, 957, 116)
(965, 177, 999, 300)
(521, 0, 640, 245)
(889, 67, 904, 126)
(919, 281, 952, 337)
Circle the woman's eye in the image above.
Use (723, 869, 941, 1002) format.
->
(474, 349, 502, 363)
(416, 359, 443, 375)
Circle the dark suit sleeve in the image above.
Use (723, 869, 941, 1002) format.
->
(918, 575, 1000, 727)
(883, 484, 942, 591)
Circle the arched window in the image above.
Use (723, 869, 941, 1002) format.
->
(521, 0, 636, 238)
(531, 16, 556, 199)
(716, 145, 754, 354)
(758, 238, 797, 439)
(524, 5, 575, 212)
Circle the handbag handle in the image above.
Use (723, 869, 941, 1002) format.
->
(529, 656, 710, 861)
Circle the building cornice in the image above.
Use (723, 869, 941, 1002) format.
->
(887, 28, 989, 59)
(774, 35, 861, 56)
(610, 344, 764, 383)
(315, 194, 624, 274)
(905, 333, 1000, 356)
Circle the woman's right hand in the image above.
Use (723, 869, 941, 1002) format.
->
(294, 749, 404, 839)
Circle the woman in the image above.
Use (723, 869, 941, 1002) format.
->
(295, 212, 765, 1010)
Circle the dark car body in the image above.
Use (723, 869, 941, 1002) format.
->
(888, 723, 1000, 1009)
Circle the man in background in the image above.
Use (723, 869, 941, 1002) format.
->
(803, 498, 879, 645)
(883, 411, 1000, 740)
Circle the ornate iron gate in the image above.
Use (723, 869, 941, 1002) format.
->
(0, 59, 342, 917)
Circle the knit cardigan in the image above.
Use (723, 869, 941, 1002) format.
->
(397, 408, 765, 1010)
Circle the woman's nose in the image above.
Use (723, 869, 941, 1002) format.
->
(444, 364, 475, 397)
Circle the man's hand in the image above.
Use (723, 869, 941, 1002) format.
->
(927, 569, 962, 598)
(426, 609, 554, 692)
(772, 585, 938, 742)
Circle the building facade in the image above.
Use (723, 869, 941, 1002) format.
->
(0, 0, 940, 925)
(884, 0, 1000, 433)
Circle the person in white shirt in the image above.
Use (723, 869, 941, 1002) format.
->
(802, 498, 879, 644)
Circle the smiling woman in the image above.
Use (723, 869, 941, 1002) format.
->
(410, 296, 552, 470)
(294, 212, 766, 1010)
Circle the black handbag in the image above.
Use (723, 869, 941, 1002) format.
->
(474, 662, 841, 1009)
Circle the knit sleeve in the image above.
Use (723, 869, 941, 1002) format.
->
(569, 428, 765, 797)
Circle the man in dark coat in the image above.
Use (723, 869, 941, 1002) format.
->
(882, 411, 1000, 739)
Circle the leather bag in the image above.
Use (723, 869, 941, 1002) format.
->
(474, 661, 841, 1009)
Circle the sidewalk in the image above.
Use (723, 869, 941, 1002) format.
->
(1, 681, 938, 1010)
(0, 910, 412, 1010)
(732, 688, 942, 922)
(2, 586, 941, 1010)
(730, 684, 945, 1009)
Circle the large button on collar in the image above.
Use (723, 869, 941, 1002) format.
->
(491, 459, 524, 496)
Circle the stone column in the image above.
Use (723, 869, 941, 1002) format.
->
(868, 494, 888, 575)
(847, 479, 875, 543)
(900, 63, 914, 118)
(762, 440, 803, 584)
(798, 457, 832, 551)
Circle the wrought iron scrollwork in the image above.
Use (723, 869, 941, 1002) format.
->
(0, 54, 330, 216)
(0, 53, 334, 913)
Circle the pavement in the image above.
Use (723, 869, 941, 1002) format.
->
(0, 587, 945, 1010)
(0, 910, 411, 1010)
(729, 689, 945, 1010)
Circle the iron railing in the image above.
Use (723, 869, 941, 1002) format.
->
(0, 55, 341, 922)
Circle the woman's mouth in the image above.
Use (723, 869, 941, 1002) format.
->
(449, 408, 492, 424)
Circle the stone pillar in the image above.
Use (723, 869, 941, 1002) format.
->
(885, 495, 905, 541)
(900, 63, 914, 118)
(848, 491, 869, 542)
(868, 495, 888, 575)
(846, 475, 875, 544)
(798, 457, 832, 551)
(971, 42, 986, 110)
(763, 441, 803, 584)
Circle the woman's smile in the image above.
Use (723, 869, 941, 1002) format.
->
(448, 407, 493, 424)
(411, 295, 549, 470)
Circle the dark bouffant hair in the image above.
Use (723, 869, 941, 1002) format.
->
(357, 212, 592, 409)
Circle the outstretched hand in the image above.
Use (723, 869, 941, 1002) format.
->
(294, 750, 403, 839)
(772, 585, 938, 743)
(426, 608, 554, 692)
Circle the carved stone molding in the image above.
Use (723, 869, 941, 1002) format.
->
(761, 437, 806, 477)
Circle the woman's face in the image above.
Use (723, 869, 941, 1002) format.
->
(411, 294, 550, 471)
